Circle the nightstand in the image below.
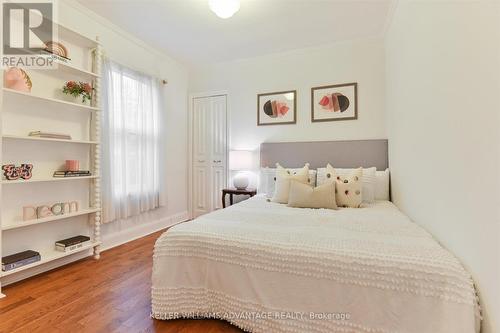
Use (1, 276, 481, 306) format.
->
(222, 188, 257, 208)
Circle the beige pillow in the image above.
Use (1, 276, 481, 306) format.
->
(287, 180, 338, 210)
(271, 163, 309, 204)
(335, 168, 363, 208)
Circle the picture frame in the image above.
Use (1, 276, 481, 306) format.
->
(311, 82, 358, 122)
(257, 90, 297, 126)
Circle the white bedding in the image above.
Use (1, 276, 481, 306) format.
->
(152, 196, 480, 333)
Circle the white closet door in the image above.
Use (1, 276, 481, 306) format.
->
(193, 97, 211, 217)
(192, 95, 227, 217)
(210, 95, 227, 211)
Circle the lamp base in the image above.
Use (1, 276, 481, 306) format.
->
(233, 173, 249, 190)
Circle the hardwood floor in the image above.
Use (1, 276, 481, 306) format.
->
(0, 231, 244, 333)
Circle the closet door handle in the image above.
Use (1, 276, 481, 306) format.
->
(198, 159, 205, 163)
(213, 160, 222, 163)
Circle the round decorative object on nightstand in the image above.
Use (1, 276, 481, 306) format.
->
(233, 173, 249, 190)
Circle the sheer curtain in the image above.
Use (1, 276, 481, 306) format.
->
(102, 59, 163, 223)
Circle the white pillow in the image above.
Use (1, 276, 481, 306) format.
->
(287, 180, 337, 210)
(258, 167, 276, 197)
(259, 167, 317, 198)
(317, 165, 376, 203)
(271, 163, 309, 204)
(375, 169, 390, 200)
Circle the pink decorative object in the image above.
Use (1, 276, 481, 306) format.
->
(36, 205, 53, 218)
(70, 201, 79, 213)
(63, 202, 71, 214)
(44, 41, 69, 58)
(65, 160, 79, 171)
(22, 201, 80, 222)
(23, 206, 37, 221)
(4, 67, 32, 92)
(2, 164, 33, 180)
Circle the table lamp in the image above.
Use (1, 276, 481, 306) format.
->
(229, 150, 253, 190)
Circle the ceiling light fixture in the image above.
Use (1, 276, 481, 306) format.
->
(209, 0, 240, 19)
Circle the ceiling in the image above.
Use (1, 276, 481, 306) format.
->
(77, 0, 394, 66)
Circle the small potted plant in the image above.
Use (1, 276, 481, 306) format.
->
(62, 81, 94, 105)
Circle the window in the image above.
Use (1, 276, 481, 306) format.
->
(101, 60, 162, 223)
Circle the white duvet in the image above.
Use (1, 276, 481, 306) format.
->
(152, 196, 480, 333)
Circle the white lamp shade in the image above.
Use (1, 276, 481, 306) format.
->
(229, 150, 253, 171)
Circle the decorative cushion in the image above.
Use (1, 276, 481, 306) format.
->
(287, 180, 337, 210)
(317, 165, 375, 203)
(259, 167, 316, 198)
(335, 168, 363, 208)
(258, 168, 276, 197)
(375, 169, 390, 201)
(271, 163, 309, 204)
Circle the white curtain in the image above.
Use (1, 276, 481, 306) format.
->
(102, 59, 163, 223)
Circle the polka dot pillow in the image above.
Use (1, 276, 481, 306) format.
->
(335, 167, 363, 208)
(321, 164, 363, 208)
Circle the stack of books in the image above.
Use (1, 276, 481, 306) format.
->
(53, 170, 91, 178)
(29, 131, 72, 140)
(55, 235, 91, 252)
(2, 250, 41, 272)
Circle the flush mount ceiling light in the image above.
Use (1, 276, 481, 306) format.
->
(209, 0, 240, 19)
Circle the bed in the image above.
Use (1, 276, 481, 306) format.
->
(151, 140, 480, 333)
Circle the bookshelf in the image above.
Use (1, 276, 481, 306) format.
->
(0, 21, 103, 297)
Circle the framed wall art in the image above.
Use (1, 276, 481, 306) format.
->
(311, 82, 357, 122)
(257, 90, 296, 126)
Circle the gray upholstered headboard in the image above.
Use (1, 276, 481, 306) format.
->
(260, 139, 388, 170)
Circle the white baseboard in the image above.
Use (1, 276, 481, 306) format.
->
(101, 211, 189, 251)
(0, 211, 189, 288)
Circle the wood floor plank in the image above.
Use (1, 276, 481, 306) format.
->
(0, 230, 244, 333)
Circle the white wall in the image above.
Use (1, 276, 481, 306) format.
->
(58, 1, 190, 248)
(190, 38, 386, 151)
(385, 2, 500, 333)
(190, 39, 386, 189)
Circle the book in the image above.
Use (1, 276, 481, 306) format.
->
(53, 170, 90, 174)
(55, 235, 91, 248)
(2, 250, 41, 271)
(55, 240, 91, 253)
(53, 171, 91, 178)
(2, 255, 41, 271)
(29, 131, 72, 140)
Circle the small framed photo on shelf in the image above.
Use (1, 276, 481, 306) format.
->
(257, 90, 296, 126)
(311, 82, 357, 122)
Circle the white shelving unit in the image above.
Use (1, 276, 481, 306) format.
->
(0, 22, 103, 297)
